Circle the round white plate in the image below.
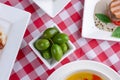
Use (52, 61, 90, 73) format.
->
(47, 60, 120, 80)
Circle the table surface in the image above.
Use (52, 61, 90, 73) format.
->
(1, 0, 120, 80)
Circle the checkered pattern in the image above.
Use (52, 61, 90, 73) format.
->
(1, 0, 120, 80)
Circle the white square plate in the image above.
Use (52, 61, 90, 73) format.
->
(82, 0, 120, 42)
(0, 3, 31, 80)
(29, 24, 76, 69)
(33, 0, 71, 17)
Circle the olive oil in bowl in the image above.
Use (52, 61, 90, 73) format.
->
(65, 70, 110, 80)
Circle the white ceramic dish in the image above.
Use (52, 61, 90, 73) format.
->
(47, 60, 120, 80)
(29, 24, 76, 69)
(82, 0, 120, 42)
(32, 0, 71, 17)
(0, 3, 31, 80)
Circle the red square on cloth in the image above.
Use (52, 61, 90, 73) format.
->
(75, 48, 84, 58)
(35, 77, 41, 80)
(17, 50, 25, 60)
(25, 5, 36, 13)
(111, 43, 120, 53)
(4, 1, 12, 6)
(10, 73, 19, 80)
(18, 0, 23, 2)
(46, 69, 55, 75)
(24, 29, 30, 37)
(65, 2, 72, 9)
(58, 21, 67, 30)
(88, 40, 99, 49)
(98, 52, 108, 62)
(23, 64, 34, 74)
(34, 18, 44, 28)
(71, 12, 81, 22)
(61, 58, 70, 65)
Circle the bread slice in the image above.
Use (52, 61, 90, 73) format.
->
(110, 0, 120, 19)
(0, 28, 7, 49)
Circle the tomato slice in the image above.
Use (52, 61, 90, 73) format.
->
(112, 20, 120, 26)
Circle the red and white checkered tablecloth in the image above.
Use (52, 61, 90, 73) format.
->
(1, 0, 120, 80)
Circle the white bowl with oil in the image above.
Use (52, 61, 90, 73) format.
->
(47, 60, 120, 80)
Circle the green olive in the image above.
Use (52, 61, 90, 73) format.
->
(52, 33, 69, 44)
(51, 44, 63, 61)
(34, 39, 50, 50)
(43, 27, 58, 39)
(60, 43, 68, 53)
(42, 49, 51, 59)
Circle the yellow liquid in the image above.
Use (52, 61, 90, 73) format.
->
(66, 72, 103, 80)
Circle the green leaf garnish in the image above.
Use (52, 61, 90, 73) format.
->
(95, 13, 111, 24)
(112, 27, 120, 38)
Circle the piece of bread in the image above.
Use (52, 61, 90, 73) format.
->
(110, 0, 120, 19)
(0, 28, 7, 49)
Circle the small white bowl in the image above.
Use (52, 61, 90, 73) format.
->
(29, 24, 76, 69)
(32, 0, 71, 17)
